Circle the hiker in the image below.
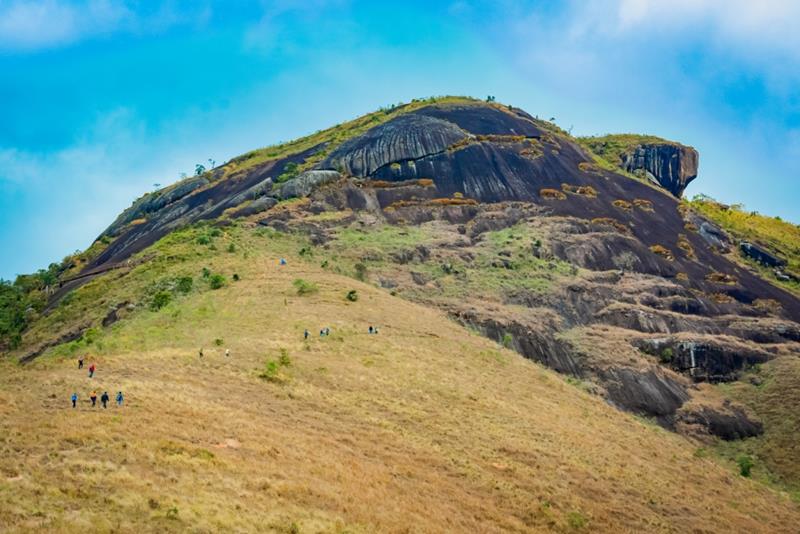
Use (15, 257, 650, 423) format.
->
(368, 326, 374, 334)
(78, 357, 84, 370)
(199, 348, 204, 359)
(88, 363, 96, 378)
(279, 258, 287, 266)
(90, 391, 97, 407)
(325, 327, 331, 336)
(116, 391, 124, 406)
(225, 348, 230, 358)
(101, 392, 110, 409)
(319, 329, 325, 337)
(71, 392, 78, 408)
(304, 329, 309, 340)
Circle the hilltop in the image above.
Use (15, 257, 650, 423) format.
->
(2, 97, 800, 531)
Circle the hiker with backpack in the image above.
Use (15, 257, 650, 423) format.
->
(90, 391, 97, 407)
(101, 392, 110, 409)
(71, 392, 78, 408)
(304, 329, 309, 340)
(88, 363, 96, 378)
(116, 391, 124, 406)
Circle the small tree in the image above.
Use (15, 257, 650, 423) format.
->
(176, 276, 193, 294)
(195, 164, 206, 176)
(737, 455, 754, 477)
(209, 274, 226, 290)
(354, 263, 367, 281)
(293, 278, 318, 296)
(151, 291, 172, 311)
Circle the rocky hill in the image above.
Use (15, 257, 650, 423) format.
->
(2, 96, 800, 531)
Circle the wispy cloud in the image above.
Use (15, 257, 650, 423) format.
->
(0, 0, 211, 51)
(570, 0, 800, 65)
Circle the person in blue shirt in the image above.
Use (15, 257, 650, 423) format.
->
(116, 391, 124, 407)
(71, 392, 78, 408)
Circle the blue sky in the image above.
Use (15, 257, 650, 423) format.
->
(1, 0, 799, 279)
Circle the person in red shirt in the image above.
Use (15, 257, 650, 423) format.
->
(88, 363, 96, 378)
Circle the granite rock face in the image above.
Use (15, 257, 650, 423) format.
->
(324, 114, 468, 176)
(104, 175, 209, 237)
(622, 143, 699, 198)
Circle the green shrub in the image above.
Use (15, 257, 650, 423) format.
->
(260, 360, 279, 380)
(232, 273, 240, 282)
(354, 263, 368, 281)
(567, 511, 588, 529)
(278, 348, 291, 367)
(737, 455, 754, 477)
(176, 276, 193, 294)
(320, 260, 329, 268)
(660, 347, 673, 363)
(209, 274, 226, 290)
(276, 162, 300, 183)
(346, 290, 358, 302)
(293, 278, 318, 296)
(201, 267, 211, 279)
(209, 228, 222, 238)
(196, 235, 211, 245)
(151, 291, 172, 311)
(214, 338, 224, 347)
(227, 243, 236, 253)
(501, 332, 513, 348)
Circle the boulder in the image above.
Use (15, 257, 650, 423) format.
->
(622, 143, 698, 198)
(279, 170, 341, 199)
(740, 241, 786, 268)
(233, 196, 278, 217)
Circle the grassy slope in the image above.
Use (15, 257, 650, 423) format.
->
(716, 357, 800, 500)
(688, 198, 800, 293)
(2, 224, 799, 533)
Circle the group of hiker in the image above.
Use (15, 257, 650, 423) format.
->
(302, 325, 379, 340)
(199, 347, 230, 358)
(72, 356, 124, 409)
(71, 390, 123, 409)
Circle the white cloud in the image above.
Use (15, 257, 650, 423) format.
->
(573, 0, 800, 60)
(0, 0, 133, 50)
(0, 0, 211, 51)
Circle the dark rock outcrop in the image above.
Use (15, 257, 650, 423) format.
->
(740, 241, 786, 268)
(324, 114, 468, 176)
(678, 406, 763, 440)
(449, 308, 582, 377)
(622, 143, 698, 198)
(600, 367, 689, 420)
(104, 175, 209, 237)
(634, 336, 773, 383)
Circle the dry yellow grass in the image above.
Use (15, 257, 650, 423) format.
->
(1, 242, 799, 532)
